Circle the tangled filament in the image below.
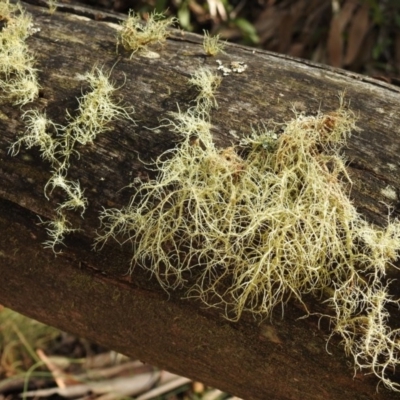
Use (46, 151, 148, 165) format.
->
(98, 100, 400, 390)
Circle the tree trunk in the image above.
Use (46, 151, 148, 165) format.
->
(1, 1, 400, 399)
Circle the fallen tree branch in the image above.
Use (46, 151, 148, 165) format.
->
(1, 1, 400, 399)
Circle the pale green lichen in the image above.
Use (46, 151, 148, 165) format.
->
(97, 75, 400, 390)
(0, 0, 40, 105)
(187, 67, 222, 110)
(10, 67, 134, 250)
(59, 67, 135, 171)
(67, 68, 133, 146)
(203, 30, 226, 56)
(47, 0, 57, 14)
(9, 110, 61, 165)
(117, 10, 177, 57)
(39, 212, 77, 252)
(44, 172, 87, 216)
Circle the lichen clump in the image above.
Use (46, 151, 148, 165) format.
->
(188, 67, 221, 109)
(0, 0, 40, 105)
(10, 67, 134, 250)
(117, 10, 177, 57)
(97, 67, 400, 390)
(203, 30, 226, 56)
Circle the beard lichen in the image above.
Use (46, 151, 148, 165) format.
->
(97, 66, 400, 390)
(0, 0, 40, 105)
(203, 30, 226, 57)
(187, 67, 222, 109)
(117, 10, 177, 58)
(10, 67, 134, 251)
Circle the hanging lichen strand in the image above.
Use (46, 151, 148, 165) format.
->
(10, 67, 134, 250)
(97, 66, 400, 390)
(0, 0, 40, 105)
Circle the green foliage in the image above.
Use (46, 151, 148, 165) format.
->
(155, 0, 168, 13)
(176, 0, 192, 31)
(0, 309, 60, 377)
(231, 17, 259, 45)
(362, 0, 400, 71)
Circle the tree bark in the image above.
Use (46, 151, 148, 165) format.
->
(1, 1, 400, 399)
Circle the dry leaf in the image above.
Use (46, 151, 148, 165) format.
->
(278, 13, 294, 53)
(327, 16, 343, 67)
(344, 3, 371, 66)
(327, 0, 358, 67)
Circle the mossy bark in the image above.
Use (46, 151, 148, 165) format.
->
(1, 1, 400, 399)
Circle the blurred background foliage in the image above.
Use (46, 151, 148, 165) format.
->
(0, 307, 239, 399)
(72, 0, 400, 80)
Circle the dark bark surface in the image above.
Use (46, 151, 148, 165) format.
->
(1, 1, 400, 399)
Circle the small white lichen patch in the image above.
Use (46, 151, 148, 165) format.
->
(216, 60, 248, 76)
(138, 50, 160, 59)
(381, 185, 398, 201)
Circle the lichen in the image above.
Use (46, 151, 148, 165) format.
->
(10, 67, 134, 251)
(0, 0, 40, 105)
(97, 68, 400, 390)
(117, 10, 177, 58)
(203, 30, 226, 56)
